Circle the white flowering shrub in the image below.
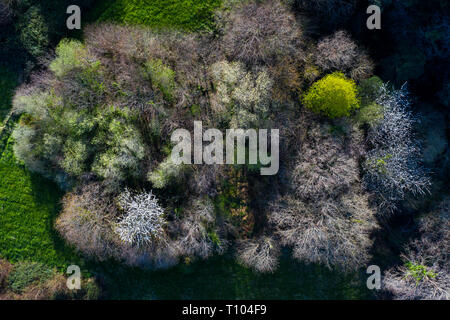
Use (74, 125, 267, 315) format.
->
(115, 189, 166, 248)
(363, 84, 431, 211)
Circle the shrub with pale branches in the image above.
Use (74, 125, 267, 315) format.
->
(383, 199, 450, 299)
(115, 188, 166, 248)
(269, 193, 377, 271)
(315, 31, 374, 81)
(55, 183, 122, 261)
(236, 236, 280, 273)
(268, 121, 377, 271)
(219, 0, 301, 65)
(363, 84, 431, 211)
(291, 123, 362, 200)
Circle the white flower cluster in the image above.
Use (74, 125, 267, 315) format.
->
(115, 188, 166, 247)
(364, 84, 431, 211)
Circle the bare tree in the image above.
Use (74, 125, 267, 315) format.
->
(315, 30, 374, 81)
(219, 0, 302, 66)
(291, 123, 361, 201)
(55, 183, 123, 261)
(174, 198, 228, 259)
(269, 193, 377, 272)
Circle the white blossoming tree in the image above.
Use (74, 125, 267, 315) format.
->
(363, 84, 431, 211)
(115, 188, 166, 248)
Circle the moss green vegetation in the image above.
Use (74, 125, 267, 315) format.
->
(367, 153, 393, 175)
(7, 261, 54, 293)
(358, 76, 383, 107)
(97, 0, 222, 31)
(0, 137, 82, 270)
(356, 103, 384, 127)
(302, 72, 360, 118)
(143, 59, 177, 100)
(405, 262, 437, 284)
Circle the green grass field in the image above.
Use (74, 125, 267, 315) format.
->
(0, 137, 83, 271)
(94, 0, 222, 31)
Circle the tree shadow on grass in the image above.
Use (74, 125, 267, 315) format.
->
(29, 172, 87, 271)
(89, 250, 375, 300)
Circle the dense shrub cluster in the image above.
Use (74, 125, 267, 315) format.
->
(9, 0, 437, 278)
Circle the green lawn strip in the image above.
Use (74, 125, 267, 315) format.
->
(0, 136, 85, 272)
(95, 0, 222, 31)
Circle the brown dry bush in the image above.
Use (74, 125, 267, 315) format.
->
(268, 55, 304, 103)
(267, 122, 377, 271)
(18, 273, 69, 300)
(315, 31, 374, 81)
(219, 0, 302, 66)
(383, 198, 450, 300)
(56, 183, 122, 261)
(236, 236, 281, 273)
(173, 198, 227, 259)
(269, 192, 377, 271)
(0, 259, 13, 292)
(290, 122, 364, 201)
(188, 165, 226, 197)
(1, 272, 100, 300)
